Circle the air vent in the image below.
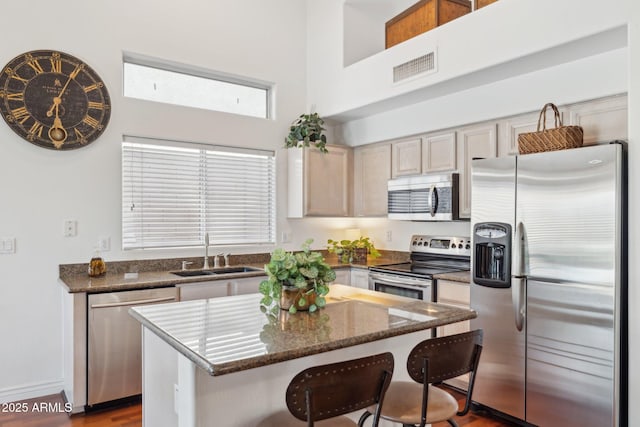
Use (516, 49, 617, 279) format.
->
(393, 52, 436, 83)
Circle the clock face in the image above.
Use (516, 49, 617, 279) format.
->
(0, 50, 111, 150)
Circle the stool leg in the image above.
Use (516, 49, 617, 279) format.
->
(358, 410, 372, 427)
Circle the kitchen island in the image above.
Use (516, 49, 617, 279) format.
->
(130, 284, 476, 427)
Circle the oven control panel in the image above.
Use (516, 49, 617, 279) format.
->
(410, 235, 471, 256)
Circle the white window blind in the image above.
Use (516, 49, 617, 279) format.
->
(122, 136, 276, 250)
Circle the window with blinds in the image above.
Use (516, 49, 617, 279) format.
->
(122, 136, 276, 250)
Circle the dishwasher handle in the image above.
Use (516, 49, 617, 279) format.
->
(90, 296, 176, 309)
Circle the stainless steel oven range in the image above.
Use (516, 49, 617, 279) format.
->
(369, 235, 470, 301)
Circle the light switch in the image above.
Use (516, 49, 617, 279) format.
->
(0, 237, 16, 254)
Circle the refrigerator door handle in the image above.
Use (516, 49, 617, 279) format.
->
(513, 222, 526, 276)
(512, 222, 526, 331)
(511, 276, 525, 331)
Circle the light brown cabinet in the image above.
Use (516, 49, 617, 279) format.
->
(436, 278, 471, 389)
(568, 94, 628, 145)
(354, 143, 391, 216)
(422, 131, 457, 172)
(288, 145, 353, 217)
(391, 138, 422, 177)
(456, 123, 497, 218)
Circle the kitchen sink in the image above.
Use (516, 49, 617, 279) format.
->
(171, 266, 262, 277)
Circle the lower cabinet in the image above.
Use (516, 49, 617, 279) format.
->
(333, 268, 351, 286)
(436, 279, 471, 390)
(178, 276, 266, 301)
(350, 268, 370, 289)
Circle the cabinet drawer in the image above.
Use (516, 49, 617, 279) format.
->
(437, 280, 470, 304)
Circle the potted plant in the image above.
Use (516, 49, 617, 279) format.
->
(284, 112, 328, 153)
(259, 239, 336, 313)
(327, 236, 381, 264)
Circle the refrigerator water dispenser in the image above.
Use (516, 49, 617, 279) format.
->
(473, 222, 511, 287)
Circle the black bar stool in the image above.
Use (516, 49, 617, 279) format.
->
(258, 352, 394, 426)
(358, 330, 483, 427)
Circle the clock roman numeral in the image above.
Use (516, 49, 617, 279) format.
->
(83, 82, 103, 93)
(11, 106, 30, 124)
(5, 68, 28, 85)
(27, 58, 44, 75)
(70, 64, 84, 80)
(6, 92, 24, 102)
(28, 121, 44, 138)
(82, 115, 100, 129)
(50, 53, 62, 73)
(87, 101, 104, 110)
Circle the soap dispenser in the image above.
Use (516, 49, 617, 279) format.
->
(88, 248, 107, 277)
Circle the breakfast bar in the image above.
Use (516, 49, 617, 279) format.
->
(129, 284, 476, 427)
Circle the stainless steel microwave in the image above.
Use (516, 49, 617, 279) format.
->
(387, 173, 461, 221)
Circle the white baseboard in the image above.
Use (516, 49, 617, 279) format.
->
(0, 379, 65, 404)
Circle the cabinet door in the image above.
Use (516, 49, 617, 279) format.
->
(228, 276, 266, 296)
(498, 108, 567, 157)
(178, 280, 229, 301)
(422, 132, 456, 172)
(354, 143, 391, 216)
(391, 138, 422, 177)
(436, 279, 471, 389)
(350, 268, 370, 289)
(304, 145, 352, 216)
(457, 123, 497, 218)
(333, 268, 351, 286)
(568, 95, 628, 145)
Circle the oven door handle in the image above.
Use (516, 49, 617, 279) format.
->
(369, 273, 431, 287)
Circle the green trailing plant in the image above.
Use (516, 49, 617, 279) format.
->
(327, 236, 381, 263)
(259, 239, 336, 314)
(284, 113, 328, 153)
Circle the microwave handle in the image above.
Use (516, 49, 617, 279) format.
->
(429, 185, 438, 217)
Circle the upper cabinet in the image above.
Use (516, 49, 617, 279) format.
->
(391, 138, 422, 178)
(354, 143, 391, 217)
(497, 95, 627, 156)
(497, 108, 568, 157)
(288, 145, 353, 218)
(456, 123, 497, 218)
(568, 94, 628, 145)
(422, 132, 457, 172)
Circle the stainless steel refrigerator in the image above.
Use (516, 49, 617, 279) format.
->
(470, 143, 627, 427)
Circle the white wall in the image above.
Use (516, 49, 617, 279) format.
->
(0, 0, 339, 403)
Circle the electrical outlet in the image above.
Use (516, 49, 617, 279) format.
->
(98, 236, 111, 251)
(386, 230, 392, 242)
(281, 231, 292, 243)
(0, 237, 16, 254)
(64, 220, 77, 237)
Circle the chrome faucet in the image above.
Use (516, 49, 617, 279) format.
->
(213, 253, 223, 268)
(203, 232, 210, 269)
(223, 253, 230, 267)
(181, 261, 193, 271)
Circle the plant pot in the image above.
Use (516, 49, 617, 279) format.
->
(280, 285, 316, 311)
(351, 248, 368, 263)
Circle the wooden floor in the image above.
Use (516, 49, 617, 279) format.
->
(0, 389, 517, 426)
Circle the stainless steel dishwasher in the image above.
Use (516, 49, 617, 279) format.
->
(87, 287, 178, 407)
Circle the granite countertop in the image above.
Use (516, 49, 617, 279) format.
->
(129, 284, 476, 376)
(58, 251, 409, 294)
(432, 270, 471, 283)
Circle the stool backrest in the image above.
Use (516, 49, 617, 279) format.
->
(286, 352, 394, 425)
(407, 329, 483, 384)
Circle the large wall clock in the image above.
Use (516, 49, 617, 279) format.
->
(0, 50, 111, 150)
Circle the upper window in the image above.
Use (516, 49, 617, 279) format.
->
(123, 54, 271, 119)
(122, 136, 276, 250)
